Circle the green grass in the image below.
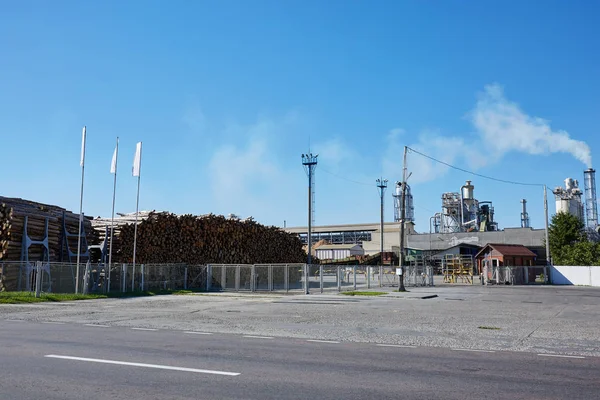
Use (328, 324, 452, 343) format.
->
(341, 291, 387, 296)
(478, 326, 501, 330)
(0, 292, 107, 304)
(0, 288, 204, 304)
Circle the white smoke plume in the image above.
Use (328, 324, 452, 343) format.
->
(471, 84, 592, 167)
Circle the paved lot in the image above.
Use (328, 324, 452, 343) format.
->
(1, 320, 599, 400)
(2, 285, 600, 356)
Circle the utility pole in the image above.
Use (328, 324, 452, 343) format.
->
(376, 178, 388, 288)
(302, 153, 318, 295)
(543, 185, 551, 282)
(399, 146, 408, 292)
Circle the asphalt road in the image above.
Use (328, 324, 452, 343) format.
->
(1, 320, 598, 400)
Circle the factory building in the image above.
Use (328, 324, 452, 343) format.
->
(287, 169, 598, 266)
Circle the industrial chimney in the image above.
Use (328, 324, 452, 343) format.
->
(520, 199, 530, 228)
(584, 168, 598, 229)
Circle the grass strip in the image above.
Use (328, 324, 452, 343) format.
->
(0, 289, 203, 304)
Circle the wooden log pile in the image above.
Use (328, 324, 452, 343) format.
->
(114, 212, 307, 265)
(0, 196, 92, 291)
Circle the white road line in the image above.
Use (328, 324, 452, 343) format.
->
(243, 335, 274, 339)
(306, 340, 340, 344)
(183, 331, 213, 335)
(538, 354, 585, 359)
(452, 348, 496, 353)
(131, 328, 158, 331)
(41, 321, 65, 325)
(376, 344, 417, 349)
(44, 355, 240, 376)
(84, 324, 110, 328)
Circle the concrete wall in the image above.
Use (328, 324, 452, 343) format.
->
(550, 266, 600, 286)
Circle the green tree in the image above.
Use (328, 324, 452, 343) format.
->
(548, 212, 600, 265)
(548, 212, 586, 255)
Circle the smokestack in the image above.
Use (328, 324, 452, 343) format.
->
(584, 168, 598, 229)
(521, 199, 530, 228)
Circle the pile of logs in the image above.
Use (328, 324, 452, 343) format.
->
(113, 212, 307, 264)
(0, 197, 93, 290)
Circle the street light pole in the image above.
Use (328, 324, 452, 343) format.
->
(377, 178, 388, 288)
(302, 153, 318, 295)
(399, 146, 408, 292)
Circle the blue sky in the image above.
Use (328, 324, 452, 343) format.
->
(1, 1, 599, 231)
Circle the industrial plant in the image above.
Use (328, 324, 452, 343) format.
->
(286, 167, 600, 273)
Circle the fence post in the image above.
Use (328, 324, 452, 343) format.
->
(141, 264, 145, 291)
(269, 265, 273, 292)
(206, 265, 211, 291)
(35, 261, 42, 298)
(319, 265, 323, 293)
(83, 262, 90, 295)
(122, 264, 126, 293)
(184, 266, 188, 290)
(222, 266, 227, 290)
(304, 264, 309, 295)
(285, 265, 289, 293)
(235, 265, 240, 292)
(107, 263, 111, 293)
(337, 266, 341, 292)
(367, 265, 370, 289)
(353, 266, 357, 290)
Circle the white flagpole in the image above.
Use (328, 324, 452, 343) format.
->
(75, 126, 87, 294)
(107, 137, 119, 292)
(132, 142, 143, 273)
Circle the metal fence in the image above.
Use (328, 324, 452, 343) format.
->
(483, 265, 548, 285)
(1, 262, 442, 295)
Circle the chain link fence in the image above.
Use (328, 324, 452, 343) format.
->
(1, 262, 446, 295)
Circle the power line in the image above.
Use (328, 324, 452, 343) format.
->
(407, 147, 544, 187)
(319, 168, 373, 187)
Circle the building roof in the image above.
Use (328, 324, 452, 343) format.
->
(475, 244, 537, 258)
(315, 244, 363, 250)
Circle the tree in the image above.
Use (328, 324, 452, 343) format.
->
(548, 212, 586, 255)
(548, 212, 600, 265)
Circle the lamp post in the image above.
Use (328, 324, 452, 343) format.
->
(302, 153, 318, 295)
(377, 178, 388, 287)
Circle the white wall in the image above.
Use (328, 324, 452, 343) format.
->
(550, 266, 600, 286)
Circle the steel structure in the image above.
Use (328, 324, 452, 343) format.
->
(435, 180, 498, 234)
(584, 168, 598, 229)
(553, 177, 585, 223)
(393, 181, 414, 223)
(521, 199, 530, 228)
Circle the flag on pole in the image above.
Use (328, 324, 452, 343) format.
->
(80, 126, 87, 167)
(110, 144, 118, 174)
(132, 141, 142, 177)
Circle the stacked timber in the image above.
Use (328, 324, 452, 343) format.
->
(91, 211, 155, 252)
(114, 212, 306, 264)
(0, 196, 92, 291)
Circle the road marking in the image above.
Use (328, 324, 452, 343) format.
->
(184, 331, 213, 335)
(243, 335, 274, 339)
(131, 328, 158, 331)
(376, 344, 417, 349)
(84, 324, 110, 328)
(44, 355, 240, 376)
(306, 340, 340, 344)
(452, 348, 496, 353)
(41, 321, 65, 325)
(538, 354, 585, 359)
